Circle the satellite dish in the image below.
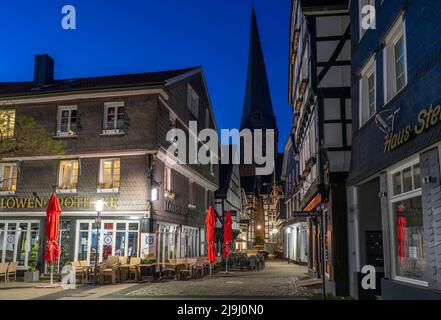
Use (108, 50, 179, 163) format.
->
(374, 108, 400, 134)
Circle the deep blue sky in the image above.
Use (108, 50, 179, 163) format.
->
(0, 0, 292, 151)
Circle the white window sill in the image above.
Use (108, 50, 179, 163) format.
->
(100, 130, 126, 136)
(384, 84, 408, 106)
(97, 188, 119, 193)
(56, 188, 77, 194)
(393, 276, 428, 288)
(54, 132, 77, 138)
(0, 190, 15, 196)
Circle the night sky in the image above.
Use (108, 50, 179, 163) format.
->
(1, 0, 292, 151)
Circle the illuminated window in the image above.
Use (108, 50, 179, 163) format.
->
(0, 109, 15, 139)
(58, 160, 79, 192)
(99, 158, 120, 191)
(164, 166, 173, 193)
(0, 163, 17, 193)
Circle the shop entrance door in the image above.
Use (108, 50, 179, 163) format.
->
(75, 220, 139, 265)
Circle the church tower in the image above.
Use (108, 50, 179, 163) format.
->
(239, 6, 281, 252)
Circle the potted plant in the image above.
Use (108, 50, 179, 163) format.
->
(24, 244, 40, 282)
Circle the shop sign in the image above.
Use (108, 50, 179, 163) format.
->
(164, 200, 197, 217)
(7, 235, 15, 244)
(103, 235, 113, 245)
(141, 233, 156, 258)
(0, 196, 118, 210)
(384, 104, 441, 152)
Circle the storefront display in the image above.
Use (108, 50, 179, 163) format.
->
(0, 221, 40, 269)
(389, 160, 426, 285)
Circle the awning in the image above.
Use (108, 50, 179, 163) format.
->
(304, 194, 322, 212)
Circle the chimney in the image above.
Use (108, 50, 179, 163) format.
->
(33, 54, 54, 86)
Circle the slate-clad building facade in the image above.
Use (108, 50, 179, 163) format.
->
(347, 0, 441, 299)
(0, 55, 219, 273)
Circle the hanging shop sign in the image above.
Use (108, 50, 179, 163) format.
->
(384, 104, 441, 152)
(0, 196, 118, 210)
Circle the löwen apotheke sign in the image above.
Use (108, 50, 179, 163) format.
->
(384, 104, 441, 152)
(0, 196, 118, 210)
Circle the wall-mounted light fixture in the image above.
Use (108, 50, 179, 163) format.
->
(151, 187, 159, 201)
(423, 176, 433, 184)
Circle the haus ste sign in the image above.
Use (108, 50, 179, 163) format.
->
(384, 104, 441, 152)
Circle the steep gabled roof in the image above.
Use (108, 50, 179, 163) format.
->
(240, 7, 277, 131)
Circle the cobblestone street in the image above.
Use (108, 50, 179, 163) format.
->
(0, 260, 319, 300)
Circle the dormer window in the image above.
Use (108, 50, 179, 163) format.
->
(187, 84, 199, 119)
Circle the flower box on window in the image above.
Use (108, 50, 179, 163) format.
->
(164, 190, 175, 199)
(101, 128, 125, 136)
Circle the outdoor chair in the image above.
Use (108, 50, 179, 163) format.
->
(193, 258, 206, 278)
(126, 257, 141, 282)
(160, 259, 177, 279)
(0, 263, 8, 282)
(248, 256, 257, 271)
(176, 263, 191, 280)
(7, 262, 17, 282)
(71, 261, 86, 284)
(98, 256, 120, 284)
(79, 260, 93, 283)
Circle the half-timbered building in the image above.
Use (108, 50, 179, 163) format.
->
(288, 0, 351, 296)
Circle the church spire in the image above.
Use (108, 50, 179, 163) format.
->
(240, 6, 277, 131)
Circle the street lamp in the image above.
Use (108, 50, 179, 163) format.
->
(94, 200, 104, 285)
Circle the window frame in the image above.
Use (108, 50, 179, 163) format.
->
(187, 84, 199, 119)
(98, 158, 121, 193)
(103, 102, 126, 135)
(383, 15, 408, 104)
(359, 56, 377, 127)
(387, 157, 428, 287)
(57, 105, 78, 137)
(164, 166, 174, 196)
(0, 109, 16, 139)
(57, 159, 79, 193)
(0, 162, 18, 194)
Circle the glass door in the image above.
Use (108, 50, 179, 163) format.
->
(75, 220, 139, 264)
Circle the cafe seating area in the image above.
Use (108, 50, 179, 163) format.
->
(0, 262, 17, 282)
(65, 252, 266, 285)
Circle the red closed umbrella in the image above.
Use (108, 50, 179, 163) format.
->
(45, 193, 62, 285)
(205, 206, 217, 275)
(223, 211, 233, 259)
